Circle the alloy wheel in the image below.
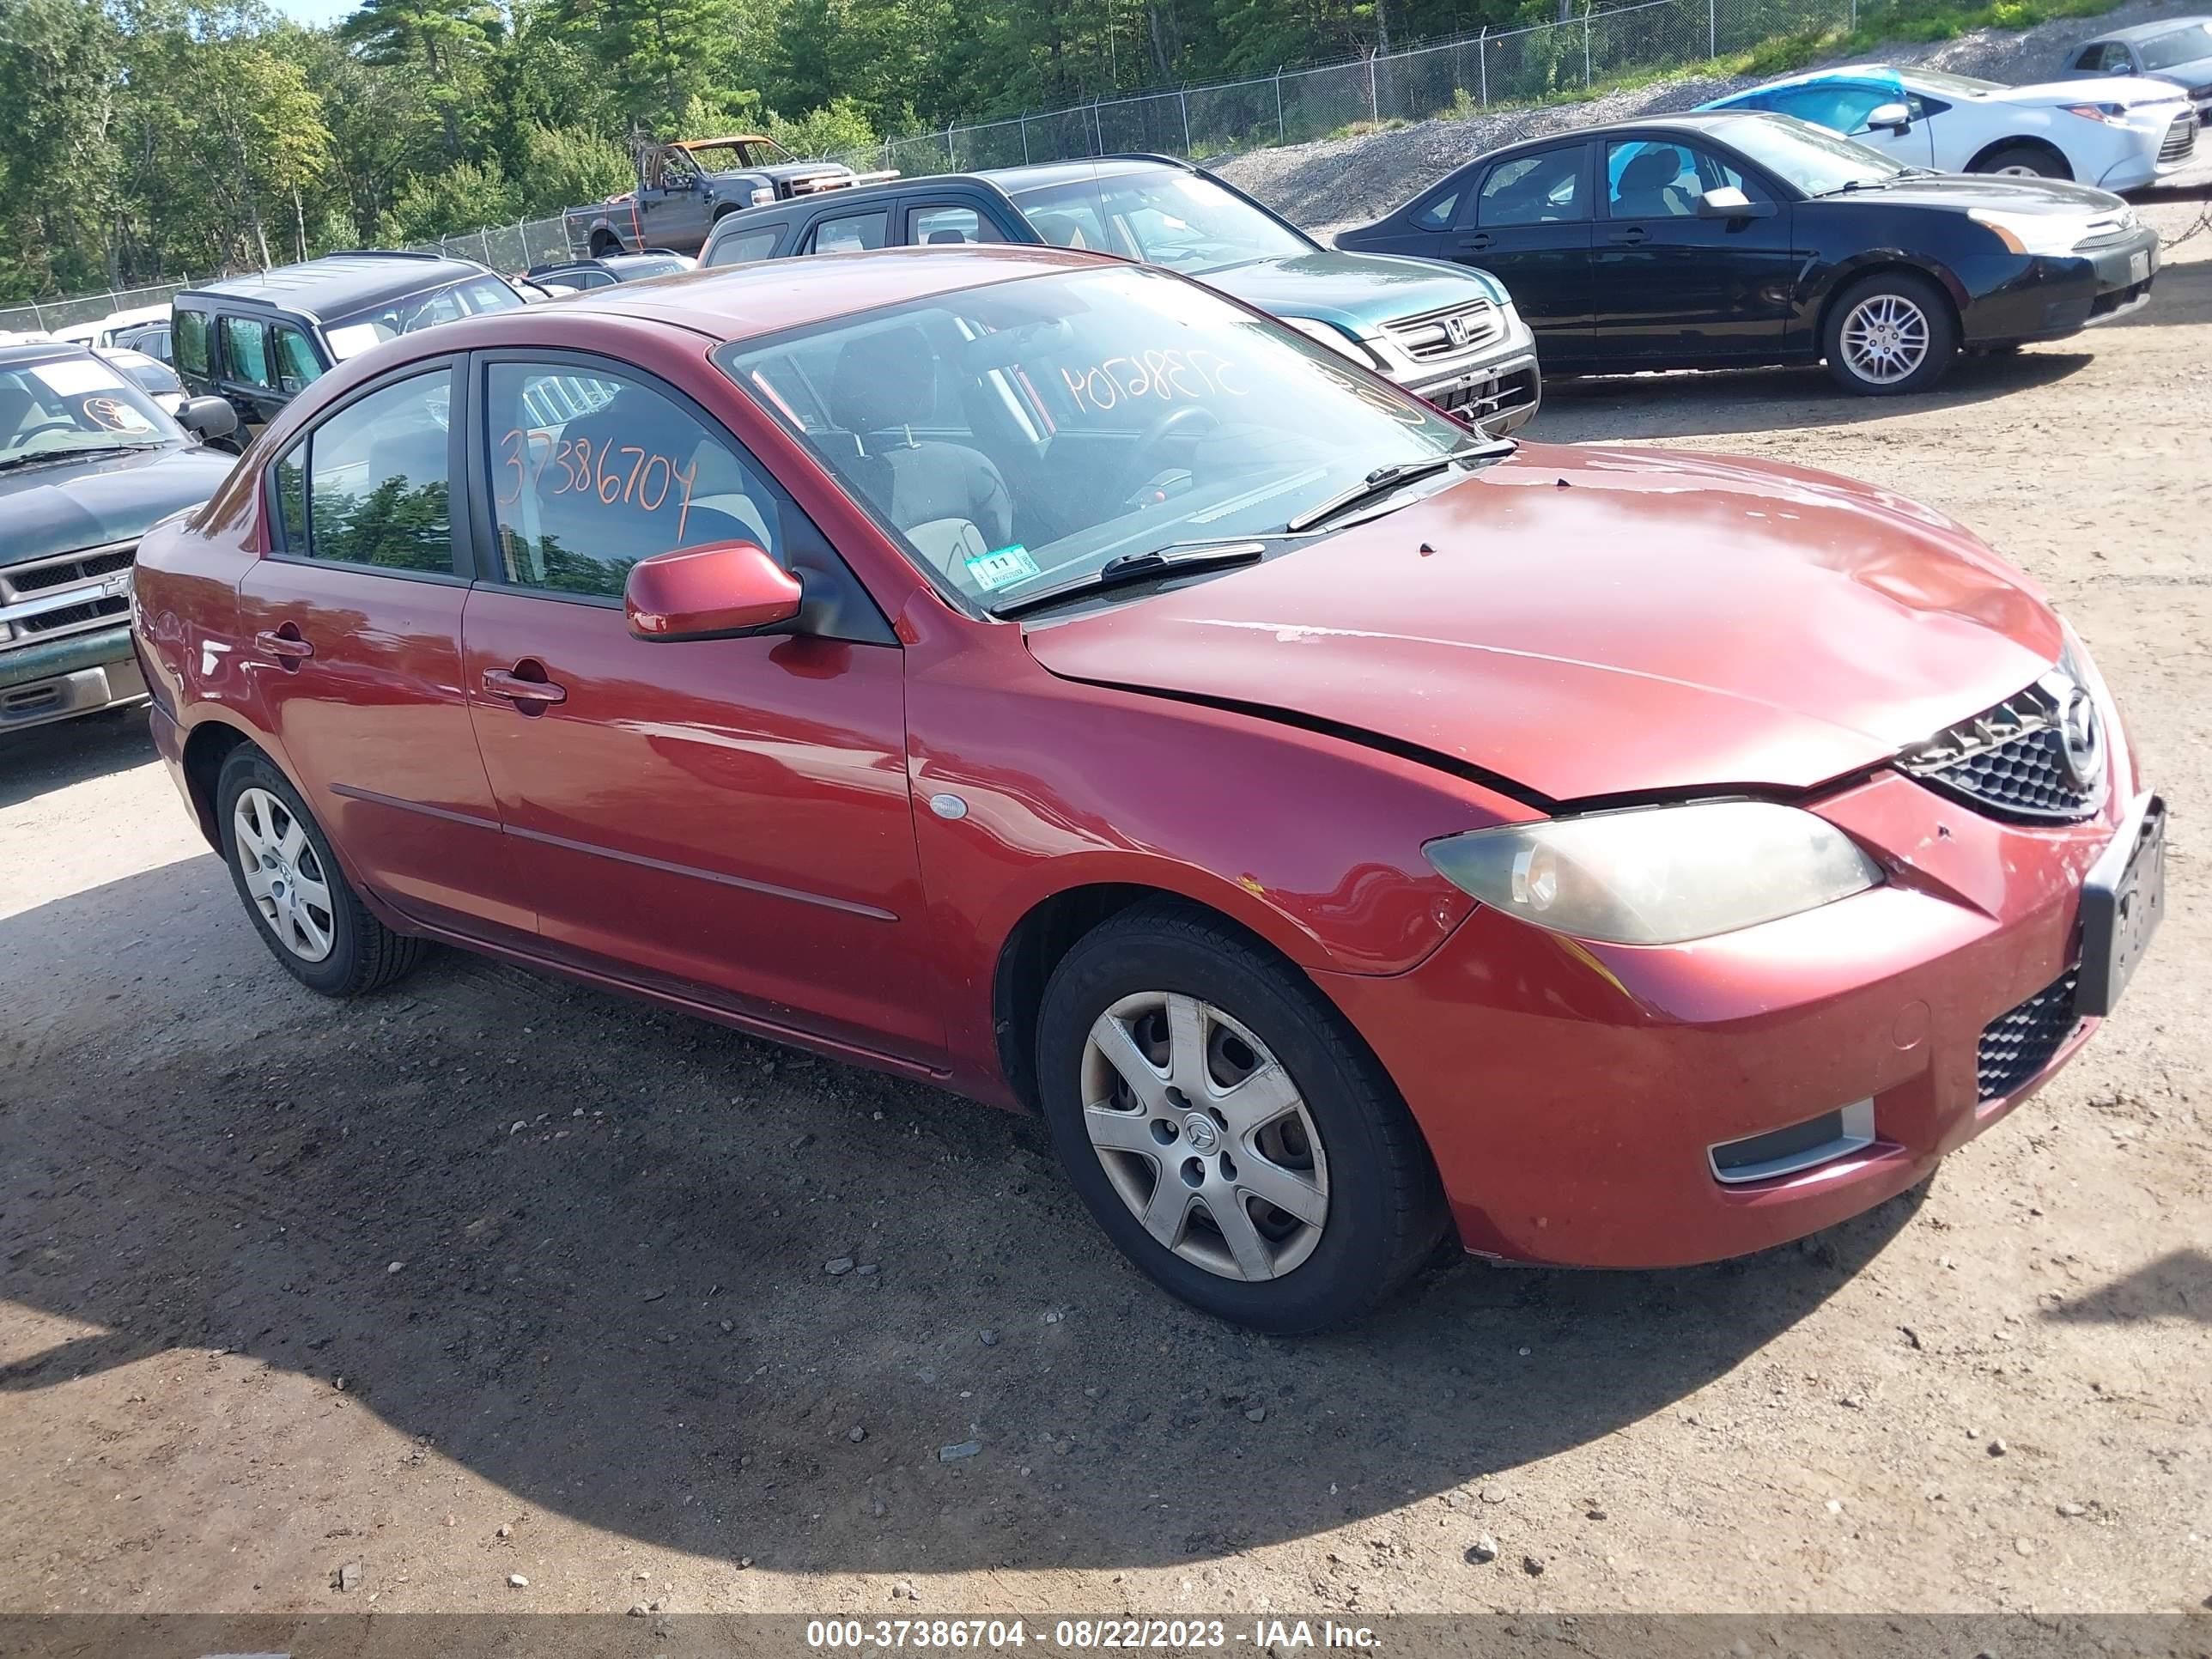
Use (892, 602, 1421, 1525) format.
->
(232, 786, 336, 963)
(1079, 991, 1329, 1281)
(1839, 292, 1930, 385)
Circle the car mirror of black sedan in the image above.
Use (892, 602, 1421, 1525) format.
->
(1695, 186, 1778, 221)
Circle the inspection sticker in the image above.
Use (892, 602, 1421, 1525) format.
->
(964, 544, 1040, 592)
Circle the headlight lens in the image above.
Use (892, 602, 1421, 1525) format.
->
(1967, 208, 2092, 257)
(1423, 800, 1882, 945)
(1282, 315, 1385, 368)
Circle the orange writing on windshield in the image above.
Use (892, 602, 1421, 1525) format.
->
(1058, 349, 1241, 414)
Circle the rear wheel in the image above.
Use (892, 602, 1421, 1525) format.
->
(1035, 901, 1447, 1333)
(1975, 143, 2069, 179)
(1823, 270, 1957, 396)
(216, 746, 426, 997)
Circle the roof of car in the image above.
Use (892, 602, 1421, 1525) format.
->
(526, 242, 1115, 342)
(973, 155, 1187, 191)
(0, 340, 88, 368)
(671, 134, 774, 149)
(1730, 63, 1907, 91)
(2087, 15, 2212, 40)
(178, 252, 495, 316)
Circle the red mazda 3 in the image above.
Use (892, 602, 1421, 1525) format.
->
(131, 246, 2164, 1331)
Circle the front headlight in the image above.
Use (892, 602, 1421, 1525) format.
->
(1423, 800, 1882, 945)
(1282, 315, 1386, 369)
(1967, 208, 2093, 258)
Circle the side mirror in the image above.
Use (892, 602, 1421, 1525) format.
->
(1862, 101, 1913, 134)
(624, 540, 803, 642)
(1695, 185, 1774, 219)
(178, 395, 238, 443)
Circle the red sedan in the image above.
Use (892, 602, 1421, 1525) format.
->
(131, 246, 2164, 1332)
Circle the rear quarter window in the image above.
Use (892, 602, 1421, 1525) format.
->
(708, 226, 784, 267)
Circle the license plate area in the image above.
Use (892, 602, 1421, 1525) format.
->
(2129, 248, 2152, 285)
(2076, 793, 2165, 1018)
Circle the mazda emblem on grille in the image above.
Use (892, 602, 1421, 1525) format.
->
(2042, 670, 2102, 788)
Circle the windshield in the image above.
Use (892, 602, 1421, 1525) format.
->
(1902, 67, 2004, 94)
(324, 276, 526, 360)
(1008, 168, 1311, 273)
(1727, 114, 1910, 194)
(0, 352, 183, 465)
(2140, 23, 2212, 69)
(719, 264, 1477, 611)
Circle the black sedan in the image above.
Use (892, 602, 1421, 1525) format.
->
(1337, 110, 2160, 394)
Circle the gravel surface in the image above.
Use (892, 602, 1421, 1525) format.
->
(0, 217, 2206, 1626)
(1218, 0, 2212, 235)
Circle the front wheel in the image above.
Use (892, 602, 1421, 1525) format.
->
(1974, 143, 2069, 179)
(1035, 902, 1447, 1333)
(216, 746, 427, 997)
(1823, 271, 1958, 396)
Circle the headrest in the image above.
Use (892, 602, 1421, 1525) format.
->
(828, 324, 939, 434)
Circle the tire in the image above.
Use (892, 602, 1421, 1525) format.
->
(1034, 900, 1448, 1333)
(1823, 270, 1958, 397)
(216, 745, 426, 998)
(1974, 143, 2069, 179)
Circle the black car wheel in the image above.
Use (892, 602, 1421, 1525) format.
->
(216, 745, 427, 997)
(1035, 899, 1448, 1333)
(1823, 270, 1957, 397)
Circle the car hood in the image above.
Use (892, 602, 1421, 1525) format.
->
(1020, 441, 2063, 804)
(1993, 73, 2192, 108)
(709, 161, 853, 185)
(1833, 172, 2128, 214)
(0, 443, 235, 569)
(1201, 251, 1508, 338)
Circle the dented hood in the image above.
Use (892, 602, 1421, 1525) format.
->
(1020, 441, 2063, 805)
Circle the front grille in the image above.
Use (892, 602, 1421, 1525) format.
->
(2159, 115, 2197, 163)
(2072, 214, 2138, 251)
(0, 539, 137, 650)
(1977, 969, 2080, 1102)
(1896, 678, 2103, 823)
(1382, 298, 1503, 362)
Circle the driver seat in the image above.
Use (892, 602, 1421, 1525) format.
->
(826, 325, 1013, 574)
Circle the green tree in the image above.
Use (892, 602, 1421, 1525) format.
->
(0, 0, 123, 296)
(339, 0, 503, 159)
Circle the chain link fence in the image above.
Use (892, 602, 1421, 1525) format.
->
(3, 0, 1921, 331)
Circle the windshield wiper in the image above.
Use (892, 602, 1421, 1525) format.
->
(0, 441, 167, 473)
(1282, 438, 1509, 534)
(990, 540, 1267, 619)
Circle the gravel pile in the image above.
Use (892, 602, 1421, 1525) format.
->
(1216, 0, 2202, 234)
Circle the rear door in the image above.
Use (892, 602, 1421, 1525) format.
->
(1589, 137, 1796, 364)
(1453, 143, 1595, 362)
(213, 313, 293, 437)
(237, 356, 530, 943)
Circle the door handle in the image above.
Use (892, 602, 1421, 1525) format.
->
(483, 664, 568, 709)
(253, 628, 313, 664)
(1456, 233, 1494, 252)
(1607, 226, 1650, 245)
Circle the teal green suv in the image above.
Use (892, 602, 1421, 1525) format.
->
(699, 155, 1541, 434)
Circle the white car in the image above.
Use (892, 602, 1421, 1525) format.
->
(1703, 64, 2197, 191)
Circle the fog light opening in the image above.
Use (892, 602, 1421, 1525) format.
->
(1708, 1099, 1876, 1186)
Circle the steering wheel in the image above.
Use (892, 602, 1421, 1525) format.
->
(6, 419, 78, 448)
(1120, 402, 1223, 503)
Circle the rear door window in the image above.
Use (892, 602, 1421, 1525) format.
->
(274, 369, 457, 574)
(708, 227, 783, 267)
(219, 316, 272, 388)
(1477, 149, 1587, 226)
(806, 210, 890, 254)
(908, 204, 1006, 245)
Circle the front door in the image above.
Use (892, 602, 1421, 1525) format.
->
(235, 359, 532, 942)
(1451, 143, 1595, 362)
(640, 151, 713, 250)
(458, 354, 944, 1063)
(1589, 138, 1797, 364)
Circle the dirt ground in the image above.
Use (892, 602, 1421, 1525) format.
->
(2, 204, 2208, 1626)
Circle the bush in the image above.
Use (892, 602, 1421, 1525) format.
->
(767, 98, 878, 161)
(384, 157, 521, 244)
(514, 124, 634, 216)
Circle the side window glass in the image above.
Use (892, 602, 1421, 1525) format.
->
(1478, 150, 1585, 226)
(1411, 189, 1461, 229)
(1606, 141, 1757, 217)
(807, 210, 889, 254)
(709, 228, 781, 267)
(174, 310, 210, 378)
(273, 326, 323, 396)
(272, 440, 308, 556)
(220, 316, 271, 388)
(910, 205, 1005, 245)
(484, 362, 784, 599)
(300, 371, 455, 573)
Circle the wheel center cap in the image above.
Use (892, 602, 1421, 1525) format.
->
(1182, 1114, 1219, 1152)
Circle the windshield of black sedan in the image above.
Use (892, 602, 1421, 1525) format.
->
(1725, 114, 1911, 195)
(1008, 169, 1311, 271)
(0, 354, 182, 464)
(718, 264, 1474, 609)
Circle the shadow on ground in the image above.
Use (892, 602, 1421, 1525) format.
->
(0, 856, 1924, 1577)
(1534, 349, 2093, 444)
(0, 708, 155, 811)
